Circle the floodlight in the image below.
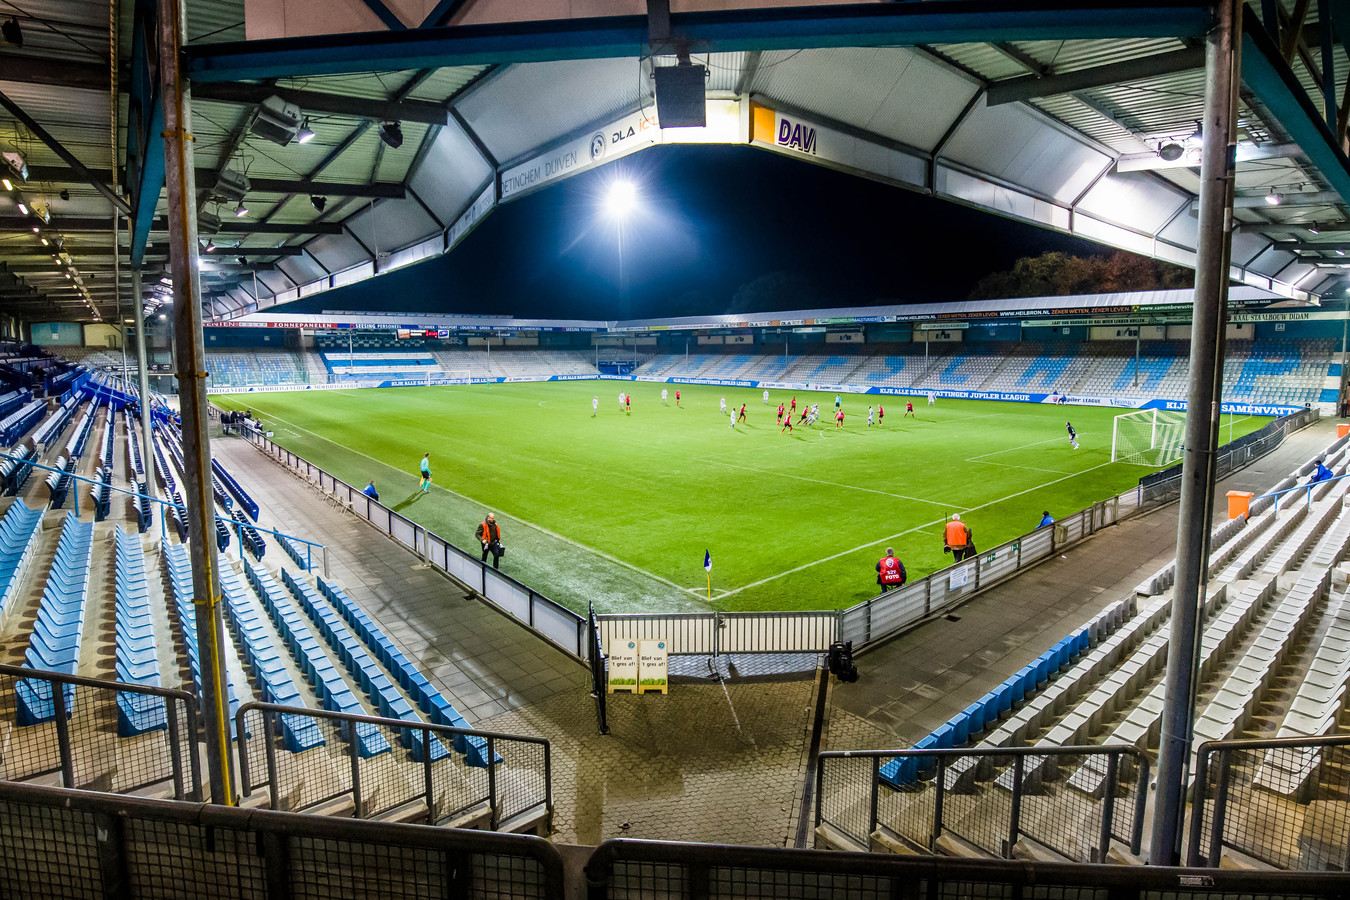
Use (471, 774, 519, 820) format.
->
(1309, 224, 1321, 234)
(250, 95, 302, 146)
(1265, 188, 1283, 206)
(234, 202, 248, 218)
(310, 195, 327, 213)
(212, 167, 251, 202)
(1, 19, 22, 47)
(604, 180, 638, 218)
(1, 179, 11, 192)
(198, 208, 222, 234)
(379, 122, 404, 149)
(297, 118, 316, 144)
(1158, 140, 1185, 161)
(15, 199, 26, 214)
(4, 150, 28, 183)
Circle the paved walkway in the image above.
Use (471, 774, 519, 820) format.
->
(210, 417, 1340, 847)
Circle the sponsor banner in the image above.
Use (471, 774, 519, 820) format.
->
(447, 182, 495, 251)
(749, 101, 926, 188)
(758, 381, 810, 391)
(501, 108, 658, 200)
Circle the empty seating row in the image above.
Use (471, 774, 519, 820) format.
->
(90, 467, 112, 521)
(276, 531, 312, 570)
(283, 569, 449, 763)
(216, 565, 324, 752)
(133, 482, 152, 533)
(0, 387, 32, 419)
(0, 498, 44, 615)
(242, 560, 388, 757)
(1192, 565, 1332, 751)
(97, 409, 115, 470)
(882, 596, 1136, 789)
(1, 399, 45, 446)
(163, 542, 243, 740)
(125, 411, 146, 480)
(1255, 591, 1350, 796)
(212, 458, 258, 521)
(44, 455, 74, 509)
(63, 404, 97, 460)
(0, 441, 37, 495)
(30, 396, 77, 448)
(231, 509, 263, 559)
(113, 527, 167, 736)
(316, 576, 490, 767)
(16, 514, 95, 724)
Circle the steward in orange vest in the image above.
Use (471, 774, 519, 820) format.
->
(944, 514, 973, 561)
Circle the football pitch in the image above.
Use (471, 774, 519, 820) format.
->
(214, 383, 1269, 615)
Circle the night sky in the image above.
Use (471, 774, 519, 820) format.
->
(311, 144, 1105, 320)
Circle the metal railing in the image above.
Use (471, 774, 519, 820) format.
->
(0, 663, 200, 800)
(245, 431, 592, 661)
(0, 780, 565, 900)
(583, 837, 1350, 900)
(587, 603, 609, 735)
(816, 744, 1148, 863)
(234, 701, 552, 832)
(1189, 734, 1350, 871)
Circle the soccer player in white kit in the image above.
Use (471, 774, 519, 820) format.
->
(729, 408, 736, 429)
(928, 391, 936, 406)
(619, 391, 626, 411)
(720, 396, 727, 415)
(661, 388, 668, 405)
(763, 389, 769, 405)
(867, 406, 875, 427)
(592, 396, 598, 416)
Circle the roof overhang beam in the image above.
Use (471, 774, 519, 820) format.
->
(986, 46, 1204, 106)
(192, 83, 450, 126)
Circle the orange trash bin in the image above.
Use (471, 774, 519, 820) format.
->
(1227, 490, 1253, 520)
(1339, 423, 1349, 438)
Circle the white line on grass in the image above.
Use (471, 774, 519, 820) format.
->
(692, 457, 951, 506)
(253, 409, 715, 604)
(968, 460, 1074, 475)
(966, 435, 1072, 461)
(712, 459, 1117, 600)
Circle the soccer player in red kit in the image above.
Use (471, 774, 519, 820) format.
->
(877, 403, 885, 425)
(790, 397, 797, 414)
(835, 409, 845, 429)
(904, 401, 915, 418)
(738, 403, 747, 423)
(776, 403, 785, 425)
(674, 390, 680, 406)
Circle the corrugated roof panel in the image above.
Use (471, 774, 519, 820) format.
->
(702, 51, 751, 93)
(411, 66, 489, 102)
(1004, 37, 1187, 74)
(942, 98, 1111, 203)
(458, 58, 647, 167)
(279, 70, 424, 101)
(408, 120, 494, 225)
(1029, 94, 1145, 152)
(748, 47, 979, 153)
(925, 43, 1027, 81)
(1077, 171, 1189, 234)
(184, 0, 246, 45)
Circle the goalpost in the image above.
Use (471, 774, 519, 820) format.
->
(1111, 409, 1187, 466)
(437, 369, 472, 383)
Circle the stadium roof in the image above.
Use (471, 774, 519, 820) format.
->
(218, 285, 1294, 333)
(1, 2, 1349, 325)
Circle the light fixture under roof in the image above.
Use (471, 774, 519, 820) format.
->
(378, 121, 403, 149)
(1158, 140, 1185, 161)
(1309, 224, 1321, 234)
(296, 118, 316, 144)
(250, 95, 302, 146)
(15, 199, 26, 215)
(1265, 188, 1283, 206)
(310, 195, 326, 213)
(234, 202, 248, 218)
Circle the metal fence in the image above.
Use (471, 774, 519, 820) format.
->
(583, 837, 1350, 900)
(0, 663, 200, 800)
(246, 432, 592, 661)
(0, 780, 565, 900)
(234, 702, 552, 832)
(1189, 735, 1350, 871)
(816, 745, 1148, 863)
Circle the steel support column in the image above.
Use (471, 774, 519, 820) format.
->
(1151, 0, 1240, 865)
(159, 0, 235, 805)
(131, 268, 156, 497)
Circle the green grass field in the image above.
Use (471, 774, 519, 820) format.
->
(215, 383, 1268, 616)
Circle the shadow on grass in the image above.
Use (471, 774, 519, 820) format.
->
(392, 491, 426, 511)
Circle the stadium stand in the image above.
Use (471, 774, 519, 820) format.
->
(204, 351, 309, 388)
(114, 526, 167, 736)
(16, 514, 95, 725)
(0, 499, 44, 615)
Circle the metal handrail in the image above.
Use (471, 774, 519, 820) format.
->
(583, 837, 1350, 897)
(0, 448, 330, 573)
(816, 743, 1149, 861)
(1187, 733, 1350, 867)
(0, 780, 567, 899)
(1252, 470, 1350, 504)
(234, 700, 552, 830)
(0, 662, 202, 799)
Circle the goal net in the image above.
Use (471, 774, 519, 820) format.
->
(435, 369, 472, 383)
(1111, 409, 1187, 466)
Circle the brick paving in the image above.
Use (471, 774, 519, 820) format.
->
(209, 417, 1339, 847)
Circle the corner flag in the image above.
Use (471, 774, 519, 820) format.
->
(704, 550, 711, 599)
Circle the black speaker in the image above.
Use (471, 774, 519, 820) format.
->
(654, 64, 707, 128)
